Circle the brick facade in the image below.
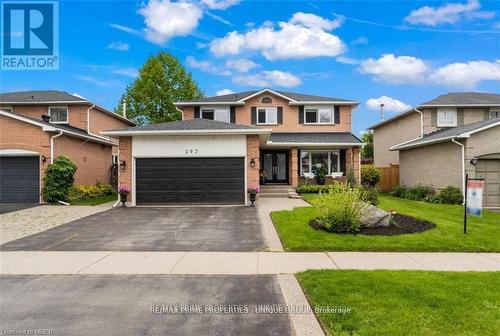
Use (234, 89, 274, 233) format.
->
(289, 148, 299, 186)
(118, 136, 132, 202)
(246, 135, 260, 189)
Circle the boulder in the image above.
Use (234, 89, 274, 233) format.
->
(360, 203, 392, 227)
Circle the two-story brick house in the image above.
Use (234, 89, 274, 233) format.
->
(369, 92, 500, 208)
(0, 90, 135, 203)
(104, 89, 362, 206)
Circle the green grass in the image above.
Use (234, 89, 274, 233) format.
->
(70, 194, 117, 206)
(297, 270, 500, 336)
(272, 195, 500, 252)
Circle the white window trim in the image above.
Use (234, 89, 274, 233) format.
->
(48, 106, 69, 124)
(490, 111, 500, 119)
(257, 106, 278, 125)
(0, 105, 12, 112)
(300, 150, 341, 176)
(304, 105, 336, 125)
(200, 106, 230, 123)
(437, 109, 457, 127)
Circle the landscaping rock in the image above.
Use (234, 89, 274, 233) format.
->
(360, 203, 392, 227)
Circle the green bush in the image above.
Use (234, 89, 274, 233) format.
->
(42, 156, 77, 203)
(390, 185, 407, 198)
(347, 167, 357, 187)
(437, 186, 463, 204)
(68, 183, 116, 201)
(404, 184, 435, 201)
(311, 183, 362, 233)
(296, 184, 331, 194)
(359, 186, 379, 206)
(361, 165, 380, 187)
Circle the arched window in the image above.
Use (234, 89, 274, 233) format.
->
(261, 97, 272, 104)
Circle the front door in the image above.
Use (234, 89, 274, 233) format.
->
(261, 151, 288, 183)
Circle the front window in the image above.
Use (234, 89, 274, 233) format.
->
(49, 107, 68, 123)
(0, 106, 12, 112)
(201, 107, 229, 123)
(305, 106, 334, 124)
(257, 107, 277, 124)
(490, 111, 500, 119)
(437, 110, 457, 127)
(301, 150, 341, 175)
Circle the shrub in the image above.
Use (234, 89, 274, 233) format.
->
(390, 185, 407, 198)
(347, 167, 356, 187)
(359, 186, 379, 206)
(404, 184, 435, 201)
(68, 183, 116, 201)
(42, 156, 77, 203)
(296, 184, 331, 194)
(437, 186, 463, 204)
(361, 165, 380, 187)
(311, 183, 363, 233)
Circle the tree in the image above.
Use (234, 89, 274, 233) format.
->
(116, 52, 204, 124)
(361, 131, 373, 160)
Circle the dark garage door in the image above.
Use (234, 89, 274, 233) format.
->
(0, 156, 40, 203)
(136, 157, 245, 205)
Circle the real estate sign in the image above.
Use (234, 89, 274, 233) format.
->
(466, 180, 484, 217)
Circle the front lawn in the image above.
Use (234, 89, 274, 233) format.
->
(298, 270, 500, 336)
(70, 194, 117, 206)
(272, 195, 500, 252)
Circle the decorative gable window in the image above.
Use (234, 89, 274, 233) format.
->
(257, 107, 278, 124)
(49, 107, 68, 123)
(201, 107, 230, 123)
(304, 106, 339, 124)
(261, 97, 272, 104)
(437, 109, 457, 127)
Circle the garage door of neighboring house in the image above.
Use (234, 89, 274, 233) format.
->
(475, 159, 500, 207)
(0, 156, 40, 203)
(135, 157, 245, 205)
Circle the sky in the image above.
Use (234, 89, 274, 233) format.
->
(1, 0, 499, 135)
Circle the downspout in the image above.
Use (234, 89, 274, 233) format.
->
(50, 130, 64, 163)
(414, 108, 424, 138)
(175, 105, 184, 120)
(451, 138, 465, 203)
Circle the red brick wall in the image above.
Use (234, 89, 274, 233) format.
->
(346, 147, 361, 183)
(89, 107, 132, 137)
(118, 136, 132, 202)
(246, 135, 260, 190)
(11, 104, 88, 130)
(288, 148, 299, 186)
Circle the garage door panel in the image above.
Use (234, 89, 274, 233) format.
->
(476, 159, 500, 207)
(0, 156, 40, 203)
(136, 158, 245, 205)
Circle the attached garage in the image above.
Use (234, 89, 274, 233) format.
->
(475, 157, 500, 208)
(0, 155, 40, 203)
(136, 157, 245, 205)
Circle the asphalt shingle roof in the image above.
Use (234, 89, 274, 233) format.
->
(421, 92, 500, 106)
(0, 90, 86, 103)
(106, 118, 261, 132)
(269, 132, 362, 144)
(392, 117, 500, 150)
(178, 89, 356, 103)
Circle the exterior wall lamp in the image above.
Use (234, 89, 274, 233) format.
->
(119, 160, 127, 171)
(250, 158, 256, 168)
(470, 157, 478, 166)
(41, 155, 47, 163)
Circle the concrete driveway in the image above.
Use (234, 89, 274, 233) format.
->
(0, 274, 292, 336)
(0, 207, 266, 251)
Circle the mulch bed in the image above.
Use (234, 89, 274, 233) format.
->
(309, 214, 436, 236)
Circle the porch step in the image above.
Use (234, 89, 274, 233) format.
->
(259, 184, 301, 199)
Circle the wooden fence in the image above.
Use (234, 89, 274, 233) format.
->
(376, 164, 400, 192)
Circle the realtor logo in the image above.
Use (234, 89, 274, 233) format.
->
(1, 0, 59, 70)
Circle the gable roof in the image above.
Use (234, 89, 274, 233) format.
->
(369, 92, 500, 130)
(175, 88, 358, 105)
(0, 110, 117, 145)
(0, 90, 135, 125)
(102, 118, 271, 136)
(391, 117, 500, 150)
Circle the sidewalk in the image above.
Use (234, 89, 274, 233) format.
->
(1, 251, 498, 275)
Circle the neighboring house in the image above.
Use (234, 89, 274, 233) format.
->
(369, 92, 500, 208)
(0, 90, 135, 203)
(104, 88, 362, 206)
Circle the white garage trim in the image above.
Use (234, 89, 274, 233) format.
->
(0, 149, 40, 156)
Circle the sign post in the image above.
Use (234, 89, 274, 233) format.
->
(464, 174, 485, 234)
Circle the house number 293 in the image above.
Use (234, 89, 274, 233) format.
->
(185, 149, 198, 154)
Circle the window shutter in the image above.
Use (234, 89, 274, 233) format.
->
(334, 106, 340, 124)
(431, 109, 437, 127)
(340, 149, 346, 176)
(251, 107, 257, 124)
(194, 106, 200, 118)
(277, 107, 283, 124)
(298, 106, 304, 124)
(483, 108, 489, 120)
(230, 106, 236, 123)
(297, 149, 301, 176)
(457, 108, 464, 126)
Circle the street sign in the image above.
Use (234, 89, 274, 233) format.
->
(466, 179, 484, 217)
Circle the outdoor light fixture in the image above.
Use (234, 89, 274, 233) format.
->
(250, 158, 256, 168)
(41, 155, 46, 163)
(119, 160, 127, 171)
(470, 157, 479, 166)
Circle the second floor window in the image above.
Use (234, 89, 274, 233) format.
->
(305, 106, 335, 124)
(490, 111, 500, 119)
(49, 107, 68, 123)
(437, 110, 457, 127)
(257, 107, 277, 124)
(201, 107, 230, 123)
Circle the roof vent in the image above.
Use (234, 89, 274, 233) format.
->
(41, 114, 50, 122)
